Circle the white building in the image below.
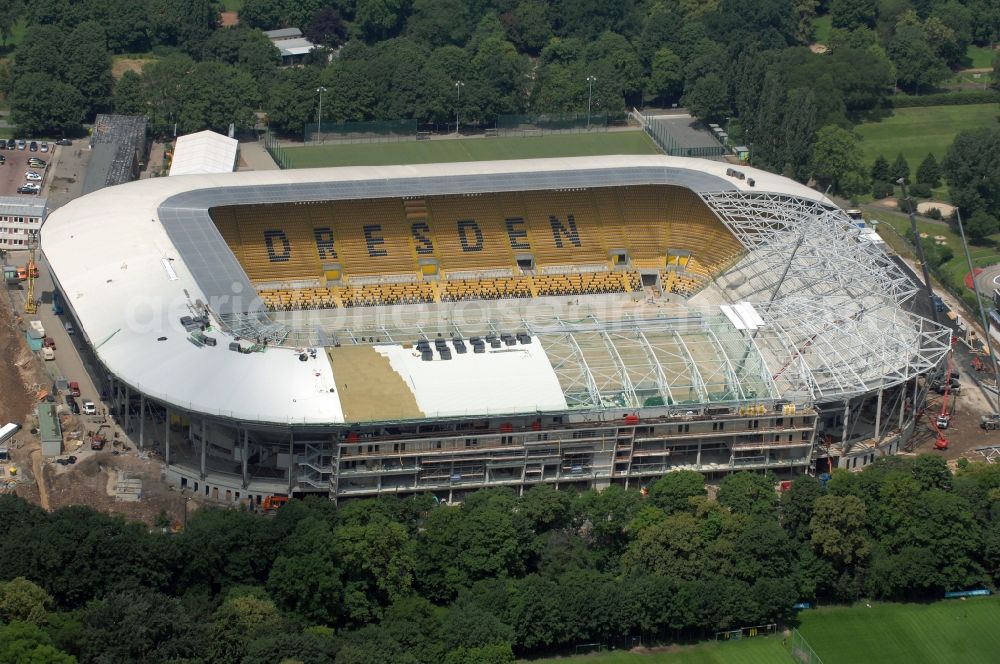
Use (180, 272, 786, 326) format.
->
(169, 130, 239, 177)
(0, 196, 46, 250)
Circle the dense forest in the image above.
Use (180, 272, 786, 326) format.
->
(1, 455, 999, 663)
(4, 0, 1000, 155)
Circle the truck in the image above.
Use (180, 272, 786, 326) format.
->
(0, 422, 21, 446)
(52, 291, 64, 315)
(982, 414, 1000, 431)
(29, 320, 45, 337)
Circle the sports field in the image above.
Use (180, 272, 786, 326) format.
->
(798, 597, 1000, 664)
(529, 637, 787, 664)
(280, 131, 660, 168)
(856, 104, 999, 171)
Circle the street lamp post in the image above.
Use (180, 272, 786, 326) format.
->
(315, 86, 327, 144)
(586, 76, 597, 129)
(454, 81, 464, 135)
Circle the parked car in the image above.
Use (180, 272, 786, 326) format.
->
(65, 396, 80, 414)
(41, 347, 55, 360)
(82, 401, 96, 415)
(28, 158, 46, 168)
(56, 138, 72, 146)
(24, 171, 41, 181)
(28, 141, 37, 151)
(16, 139, 25, 150)
(40, 142, 49, 152)
(68, 380, 80, 396)
(16, 185, 38, 194)
(0, 139, 7, 149)
(44, 337, 56, 350)
(0, 154, 6, 164)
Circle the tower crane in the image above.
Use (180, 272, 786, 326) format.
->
(24, 231, 37, 315)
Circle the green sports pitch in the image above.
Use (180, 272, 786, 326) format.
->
(278, 131, 660, 169)
(797, 597, 1000, 664)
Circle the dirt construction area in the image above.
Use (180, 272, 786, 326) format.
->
(0, 287, 197, 527)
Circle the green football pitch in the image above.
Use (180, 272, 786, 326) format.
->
(279, 131, 660, 168)
(528, 637, 787, 664)
(797, 597, 1000, 664)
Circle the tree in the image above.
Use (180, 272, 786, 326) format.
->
(912, 454, 951, 491)
(781, 475, 825, 543)
(943, 127, 1000, 218)
(682, 72, 729, 123)
(113, 70, 147, 116)
(717, 472, 778, 515)
(0, 622, 75, 664)
(0, 0, 23, 47)
(870, 154, 890, 183)
(891, 153, 910, 184)
(648, 47, 684, 104)
(966, 210, 999, 244)
(503, 0, 552, 55)
(10, 74, 86, 136)
(306, 6, 348, 47)
(809, 494, 872, 566)
(831, 0, 877, 30)
(916, 153, 941, 188)
(0, 577, 54, 625)
(265, 67, 321, 135)
(648, 470, 706, 514)
(206, 590, 283, 664)
(888, 23, 950, 94)
(518, 484, 573, 532)
(62, 21, 113, 116)
(407, 0, 470, 48)
(354, 0, 407, 42)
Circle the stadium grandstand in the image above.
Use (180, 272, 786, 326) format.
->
(41, 155, 950, 505)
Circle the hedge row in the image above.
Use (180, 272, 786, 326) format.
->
(889, 90, 1000, 108)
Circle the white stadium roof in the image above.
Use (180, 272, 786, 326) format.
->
(41, 155, 949, 425)
(168, 130, 239, 177)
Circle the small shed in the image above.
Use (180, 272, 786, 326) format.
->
(37, 403, 62, 457)
(734, 145, 750, 161)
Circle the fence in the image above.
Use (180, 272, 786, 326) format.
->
(304, 119, 418, 144)
(263, 128, 290, 169)
(640, 111, 727, 158)
(715, 622, 777, 641)
(496, 112, 629, 136)
(789, 628, 824, 664)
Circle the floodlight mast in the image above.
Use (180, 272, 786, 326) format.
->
(897, 178, 939, 325)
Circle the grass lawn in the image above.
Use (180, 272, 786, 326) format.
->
(856, 104, 1000, 174)
(966, 44, 998, 69)
(797, 597, 1000, 664)
(526, 637, 787, 664)
(281, 131, 660, 168)
(220, 0, 243, 11)
(812, 14, 832, 44)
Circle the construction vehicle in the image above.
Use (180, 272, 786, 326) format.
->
(982, 414, 1000, 431)
(922, 409, 949, 450)
(936, 352, 955, 430)
(261, 495, 289, 512)
(90, 426, 108, 450)
(23, 233, 38, 315)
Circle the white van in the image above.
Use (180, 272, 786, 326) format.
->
(64, 321, 74, 335)
(42, 347, 55, 360)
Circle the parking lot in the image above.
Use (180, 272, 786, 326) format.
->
(0, 140, 60, 198)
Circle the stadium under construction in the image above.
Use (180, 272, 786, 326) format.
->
(40, 155, 950, 504)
